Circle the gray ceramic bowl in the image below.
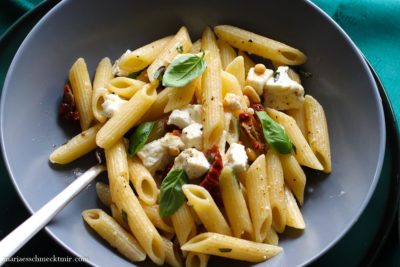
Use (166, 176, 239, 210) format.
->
(0, 0, 385, 266)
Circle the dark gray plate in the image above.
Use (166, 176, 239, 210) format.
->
(0, 0, 385, 266)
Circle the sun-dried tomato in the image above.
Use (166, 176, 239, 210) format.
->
(239, 111, 265, 151)
(59, 83, 80, 123)
(251, 103, 265, 112)
(200, 145, 223, 205)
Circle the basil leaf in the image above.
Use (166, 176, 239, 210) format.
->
(159, 169, 188, 218)
(128, 121, 156, 157)
(256, 111, 292, 154)
(127, 70, 143, 79)
(162, 52, 207, 88)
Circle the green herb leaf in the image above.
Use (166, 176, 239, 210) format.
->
(218, 248, 232, 253)
(154, 66, 166, 81)
(128, 121, 156, 157)
(256, 111, 292, 154)
(127, 70, 143, 79)
(162, 52, 207, 88)
(176, 45, 184, 53)
(159, 169, 188, 218)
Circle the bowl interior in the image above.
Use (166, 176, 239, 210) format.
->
(0, 0, 385, 266)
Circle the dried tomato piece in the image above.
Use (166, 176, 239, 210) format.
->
(239, 111, 265, 151)
(59, 83, 80, 123)
(200, 145, 224, 205)
(251, 103, 265, 112)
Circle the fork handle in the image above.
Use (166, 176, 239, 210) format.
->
(0, 165, 105, 264)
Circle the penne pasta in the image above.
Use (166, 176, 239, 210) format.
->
(185, 252, 209, 267)
(214, 25, 307, 65)
(238, 50, 255, 74)
(96, 82, 157, 149)
(264, 228, 279, 246)
(181, 232, 282, 262)
(139, 86, 171, 122)
(69, 58, 94, 130)
(128, 156, 159, 206)
(284, 186, 305, 229)
(182, 184, 232, 236)
(163, 237, 183, 267)
(82, 209, 146, 262)
(171, 203, 197, 247)
(279, 153, 306, 205)
(147, 27, 192, 83)
(96, 182, 112, 207)
(164, 77, 199, 113)
(140, 201, 175, 234)
(107, 77, 146, 99)
(220, 167, 253, 239)
(246, 154, 272, 242)
(116, 35, 173, 75)
(191, 39, 202, 53)
(266, 108, 323, 171)
(49, 124, 102, 164)
(110, 203, 130, 231)
(304, 95, 331, 173)
(217, 38, 237, 70)
(265, 149, 287, 233)
(201, 27, 224, 149)
(105, 139, 165, 265)
(287, 104, 307, 138)
(92, 57, 113, 123)
(225, 56, 245, 88)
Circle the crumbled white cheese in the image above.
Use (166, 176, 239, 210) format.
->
(224, 143, 248, 173)
(112, 50, 131, 77)
(264, 66, 305, 110)
(223, 93, 243, 111)
(173, 148, 210, 180)
(245, 67, 273, 95)
(181, 123, 203, 150)
(137, 133, 184, 174)
(101, 93, 127, 118)
(167, 104, 202, 129)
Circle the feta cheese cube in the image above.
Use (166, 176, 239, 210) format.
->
(181, 123, 203, 150)
(223, 93, 244, 111)
(264, 66, 305, 110)
(225, 143, 248, 173)
(137, 133, 184, 174)
(245, 67, 273, 95)
(101, 93, 127, 118)
(173, 148, 210, 180)
(167, 104, 203, 129)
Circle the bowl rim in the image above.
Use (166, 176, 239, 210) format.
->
(0, 0, 386, 266)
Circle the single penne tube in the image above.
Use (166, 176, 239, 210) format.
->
(96, 82, 157, 149)
(147, 27, 192, 83)
(238, 50, 255, 74)
(279, 153, 306, 205)
(163, 237, 183, 267)
(214, 25, 307, 65)
(128, 157, 159, 206)
(181, 232, 282, 262)
(110, 203, 130, 231)
(304, 95, 332, 173)
(171, 203, 197, 247)
(107, 77, 146, 99)
(265, 149, 287, 233)
(217, 38, 237, 69)
(284, 185, 305, 229)
(266, 108, 323, 171)
(69, 58, 94, 130)
(221, 71, 247, 110)
(92, 57, 113, 123)
(164, 77, 199, 113)
(49, 124, 102, 164)
(264, 227, 279, 246)
(201, 26, 224, 149)
(140, 201, 175, 234)
(219, 167, 253, 239)
(246, 154, 272, 242)
(105, 139, 165, 265)
(190, 39, 202, 53)
(182, 184, 232, 236)
(116, 35, 173, 75)
(82, 209, 146, 262)
(287, 104, 307, 138)
(185, 252, 209, 267)
(96, 182, 112, 207)
(225, 56, 245, 88)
